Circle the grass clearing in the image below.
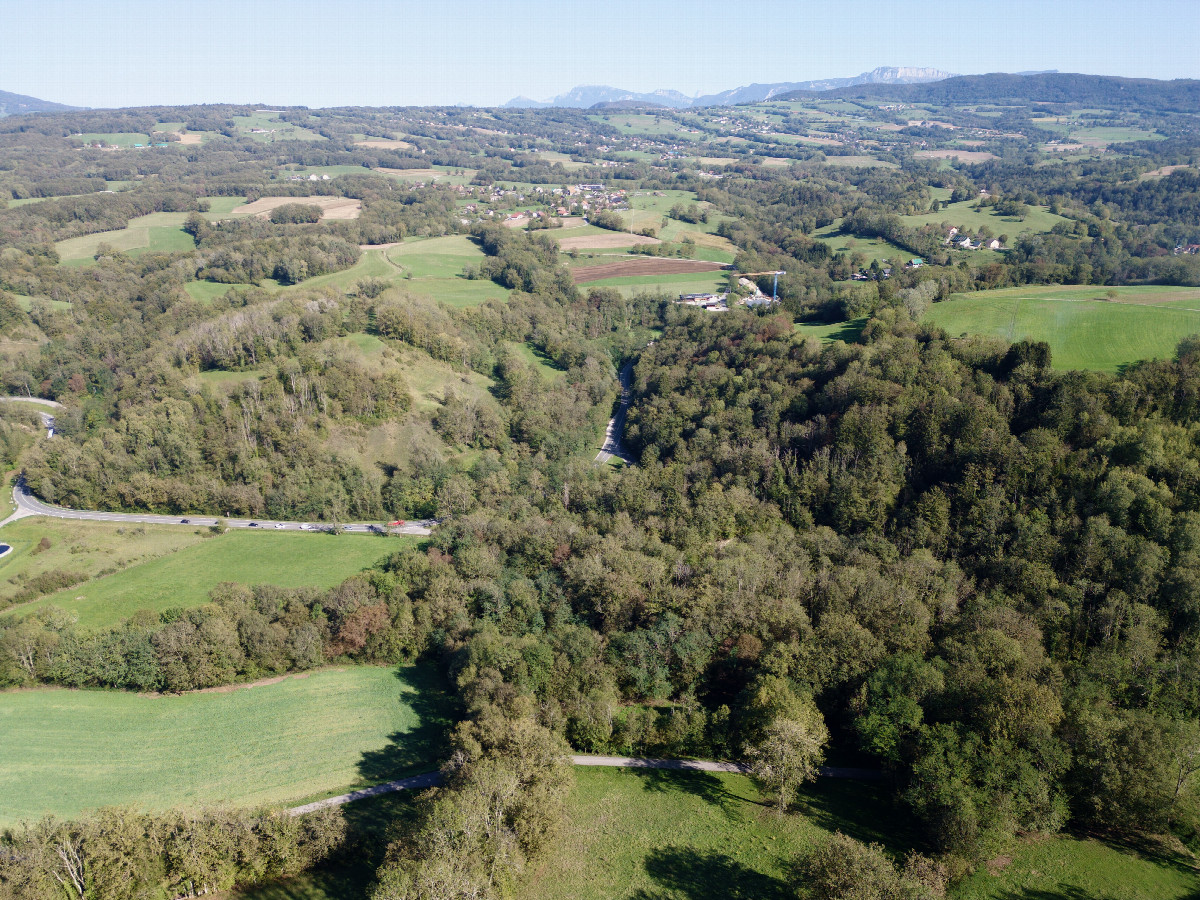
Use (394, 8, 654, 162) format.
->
(795, 318, 868, 344)
(386, 236, 512, 307)
(0, 665, 449, 827)
(515, 768, 912, 900)
(0, 518, 207, 611)
(900, 199, 1068, 237)
(3, 528, 412, 628)
(75, 133, 152, 148)
(925, 285, 1200, 372)
(814, 221, 910, 263)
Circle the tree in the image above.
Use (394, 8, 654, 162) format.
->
(794, 832, 946, 900)
(743, 704, 829, 811)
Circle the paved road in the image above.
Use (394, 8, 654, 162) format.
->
(287, 755, 881, 816)
(595, 360, 635, 465)
(3, 481, 434, 536)
(0, 396, 59, 438)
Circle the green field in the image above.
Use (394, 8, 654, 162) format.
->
(0, 665, 446, 826)
(507, 767, 1200, 900)
(386, 235, 512, 307)
(900, 199, 1068, 237)
(230, 765, 1200, 900)
(75, 133, 152, 148)
(925, 285, 1200, 371)
(56, 213, 196, 261)
(795, 318, 868, 344)
(813, 221, 911, 263)
(231, 113, 325, 143)
(0, 518, 206, 611)
(2, 528, 412, 627)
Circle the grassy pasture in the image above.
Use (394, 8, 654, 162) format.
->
(386, 235, 512, 308)
(924, 285, 1200, 372)
(2, 528, 411, 628)
(517, 768, 1200, 900)
(516, 768, 911, 900)
(795, 318, 868, 344)
(0, 519, 206, 612)
(231, 113, 325, 142)
(75, 133, 151, 147)
(0, 665, 446, 827)
(900, 199, 1068, 237)
(55, 212, 197, 261)
(813, 221, 910, 263)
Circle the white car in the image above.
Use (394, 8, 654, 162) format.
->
(300, 523, 311, 530)
(273, 523, 285, 529)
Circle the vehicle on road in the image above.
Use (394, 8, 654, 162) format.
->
(300, 523, 311, 530)
(248, 522, 259, 527)
(180, 519, 190, 524)
(273, 523, 285, 529)
(388, 520, 406, 526)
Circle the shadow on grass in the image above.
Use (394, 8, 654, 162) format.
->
(626, 767, 761, 821)
(990, 888, 1129, 900)
(792, 778, 922, 855)
(628, 846, 792, 900)
(231, 665, 454, 900)
(355, 663, 458, 787)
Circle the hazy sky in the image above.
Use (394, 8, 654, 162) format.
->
(2, 0, 1195, 109)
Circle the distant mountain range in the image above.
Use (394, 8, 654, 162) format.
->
(503, 67, 958, 109)
(0, 89, 80, 117)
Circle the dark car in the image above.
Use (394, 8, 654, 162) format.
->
(180, 519, 190, 524)
(248, 522, 259, 527)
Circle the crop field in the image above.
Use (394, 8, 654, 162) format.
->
(0, 665, 446, 826)
(914, 149, 998, 162)
(2, 528, 411, 627)
(558, 232, 661, 251)
(571, 258, 727, 284)
(609, 270, 729, 297)
(924, 285, 1200, 371)
(235, 195, 362, 220)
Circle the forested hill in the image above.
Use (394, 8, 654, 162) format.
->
(0, 89, 80, 117)
(780, 72, 1200, 114)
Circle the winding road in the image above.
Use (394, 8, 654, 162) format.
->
(0, 396, 59, 438)
(595, 360, 635, 465)
(288, 755, 882, 816)
(3, 481, 434, 536)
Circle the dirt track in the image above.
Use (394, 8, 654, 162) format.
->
(572, 258, 727, 284)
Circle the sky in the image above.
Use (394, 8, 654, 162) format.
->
(2, 0, 1196, 109)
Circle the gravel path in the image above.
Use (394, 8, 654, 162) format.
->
(287, 755, 881, 815)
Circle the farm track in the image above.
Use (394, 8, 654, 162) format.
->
(288, 756, 883, 816)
